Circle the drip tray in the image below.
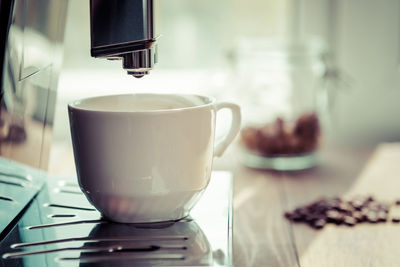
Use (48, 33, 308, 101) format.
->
(0, 158, 44, 238)
(0, 171, 233, 266)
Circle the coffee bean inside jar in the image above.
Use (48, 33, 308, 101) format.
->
(239, 112, 322, 171)
(232, 41, 331, 171)
(241, 112, 320, 156)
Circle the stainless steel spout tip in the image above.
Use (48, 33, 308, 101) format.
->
(128, 71, 149, 78)
(122, 47, 156, 78)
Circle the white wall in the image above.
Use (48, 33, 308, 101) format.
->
(299, 0, 400, 145)
(335, 0, 400, 144)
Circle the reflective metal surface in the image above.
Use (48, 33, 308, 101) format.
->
(123, 45, 157, 78)
(0, 0, 69, 246)
(0, 171, 233, 266)
(0, 157, 44, 239)
(90, 0, 158, 77)
(0, 0, 68, 169)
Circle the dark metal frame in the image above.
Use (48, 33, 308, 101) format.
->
(0, 0, 14, 100)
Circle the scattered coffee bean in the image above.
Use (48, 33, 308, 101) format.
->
(338, 202, 353, 214)
(352, 211, 364, 222)
(284, 212, 292, 219)
(284, 195, 398, 229)
(367, 196, 375, 202)
(313, 219, 326, 229)
(395, 200, 400, 206)
(377, 211, 388, 222)
(344, 216, 356, 226)
(392, 217, 400, 223)
(291, 213, 303, 222)
(350, 199, 364, 210)
(366, 211, 379, 223)
(326, 210, 344, 224)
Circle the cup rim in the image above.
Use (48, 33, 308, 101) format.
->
(68, 93, 216, 113)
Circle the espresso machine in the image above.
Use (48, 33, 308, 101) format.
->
(0, 0, 157, 169)
(0, 0, 232, 266)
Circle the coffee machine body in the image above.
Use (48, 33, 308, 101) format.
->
(0, 0, 68, 170)
(0, 0, 159, 245)
(0, 0, 158, 170)
(90, 0, 158, 78)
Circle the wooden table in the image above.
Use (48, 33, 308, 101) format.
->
(231, 143, 400, 267)
(49, 142, 400, 267)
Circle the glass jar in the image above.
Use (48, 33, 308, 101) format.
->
(231, 38, 328, 171)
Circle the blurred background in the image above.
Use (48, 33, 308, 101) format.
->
(0, 1, 399, 264)
(54, 0, 400, 152)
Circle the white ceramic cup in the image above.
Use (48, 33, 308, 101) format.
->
(68, 93, 241, 223)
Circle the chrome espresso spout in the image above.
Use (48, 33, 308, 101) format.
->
(90, 0, 157, 78)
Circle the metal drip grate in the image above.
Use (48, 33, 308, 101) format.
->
(0, 158, 44, 238)
(0, 171, 233, 266)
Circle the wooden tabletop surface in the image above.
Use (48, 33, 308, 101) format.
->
(49, 142, 400, 267)
(231, 143, 400, 267)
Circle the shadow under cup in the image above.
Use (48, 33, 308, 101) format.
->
(68, 94, 239, 223)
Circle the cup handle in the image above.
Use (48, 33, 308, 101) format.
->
(213, 102, 242, 157)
